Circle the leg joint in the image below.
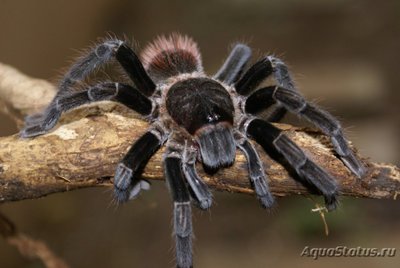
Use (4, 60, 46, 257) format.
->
(273, 87, 307, 113)
(87, 83, 117, 101)
(95, 39, 124, 59)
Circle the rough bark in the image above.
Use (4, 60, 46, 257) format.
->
(0, 62, 399, 204)
(0, 63, 55, 126)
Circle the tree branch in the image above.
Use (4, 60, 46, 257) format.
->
(0, 211, 70, 268)
(0, 63, 55, 126)
(0, 63, 399, 204)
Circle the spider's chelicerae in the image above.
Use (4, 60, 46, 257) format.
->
(21, 33, 365, 268)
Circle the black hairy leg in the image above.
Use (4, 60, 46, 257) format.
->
(114, 130, 164, 203)
(58, 38, 155, 97)
(235, 56, 295, 122)
(235, 57, 273, 95)
(236, 134, 275, 208)
(21, 82, 152, 138)
(237, 55, 365, 177)
(182, 158, 212, 210)
(164, 155, 193, 268)
(245, 85, 365, 177)
(24, 38, 155, 127)
(263, 56, 297, 122)
(246, 118, 338, 211)
(214, 43, 252, 85)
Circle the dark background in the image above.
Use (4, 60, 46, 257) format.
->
(0, 0, 399, 267)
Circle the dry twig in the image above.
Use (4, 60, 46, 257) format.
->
(0, 62, 399, 204)
(0, 211, 69, 268)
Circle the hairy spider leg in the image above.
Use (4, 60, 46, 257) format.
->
(245, 86, 365, 177)
(182, 160, 212, 210)
(20, 82, 152, 138)
(24, 39, 155, 126)
(235, 56, 274, 95)
(58, 39, 155, 96)
(244, 85, 276, 113)
(235, 55, 365, 178)
(246, 118, 339, 211)
(214, 44, 252, 85)
(234, 56, 296, 121)
(114, 130, 164, 203)
(115, 43, 156, 96)
(236, 135, 275, 208)
(263, 56, 297, 122)
(164, 155, 193, 268)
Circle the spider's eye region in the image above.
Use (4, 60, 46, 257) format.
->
(207, 114, 220, 122)
(165, 77, 234, 135)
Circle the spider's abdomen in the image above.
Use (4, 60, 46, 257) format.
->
(141, 33, 203, 83)
(166, 77, 236, 169)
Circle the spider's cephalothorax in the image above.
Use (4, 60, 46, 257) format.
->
(21, 33, 365, 268)
(165, 77, 236, 170)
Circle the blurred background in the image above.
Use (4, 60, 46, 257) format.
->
(0, 0, 399, 267)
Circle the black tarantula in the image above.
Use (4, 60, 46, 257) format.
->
(21, 33, 365, 268)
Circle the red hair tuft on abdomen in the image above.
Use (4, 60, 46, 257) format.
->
(141, 33, 203, 83)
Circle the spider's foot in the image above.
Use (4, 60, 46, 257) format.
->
(331, 136, 366, 178)
(114, 163, 133, 190)
(258, 194, 275, 209)
(252, 176, 275, 208)
(21, 108, 61, 138)
(114, 163, 151, 202)
(113, 181, 150, 204)
(199, 196, 212, 210)
(193, 195, 212, 210)
(176, 235, 193, 268)
(324, 194, 339, 211)
(341, 153, 366, 179)
(24, 113, 44, 127)
(174, 202, 193, 268)
(20, 125, 48, 138)
(115, 180, 150, 202)
(188, 181, 213, 210)
(20, 120, 58, 138)
(114, 188, 129, 203)
(128, 180, 150, 200)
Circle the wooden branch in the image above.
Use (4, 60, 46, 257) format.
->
(0, 63, 55, 125)
(0, 212, 69, 268)
(0, 63, 399, 204)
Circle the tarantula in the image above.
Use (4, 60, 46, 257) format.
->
(21, 33, 365, 268)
